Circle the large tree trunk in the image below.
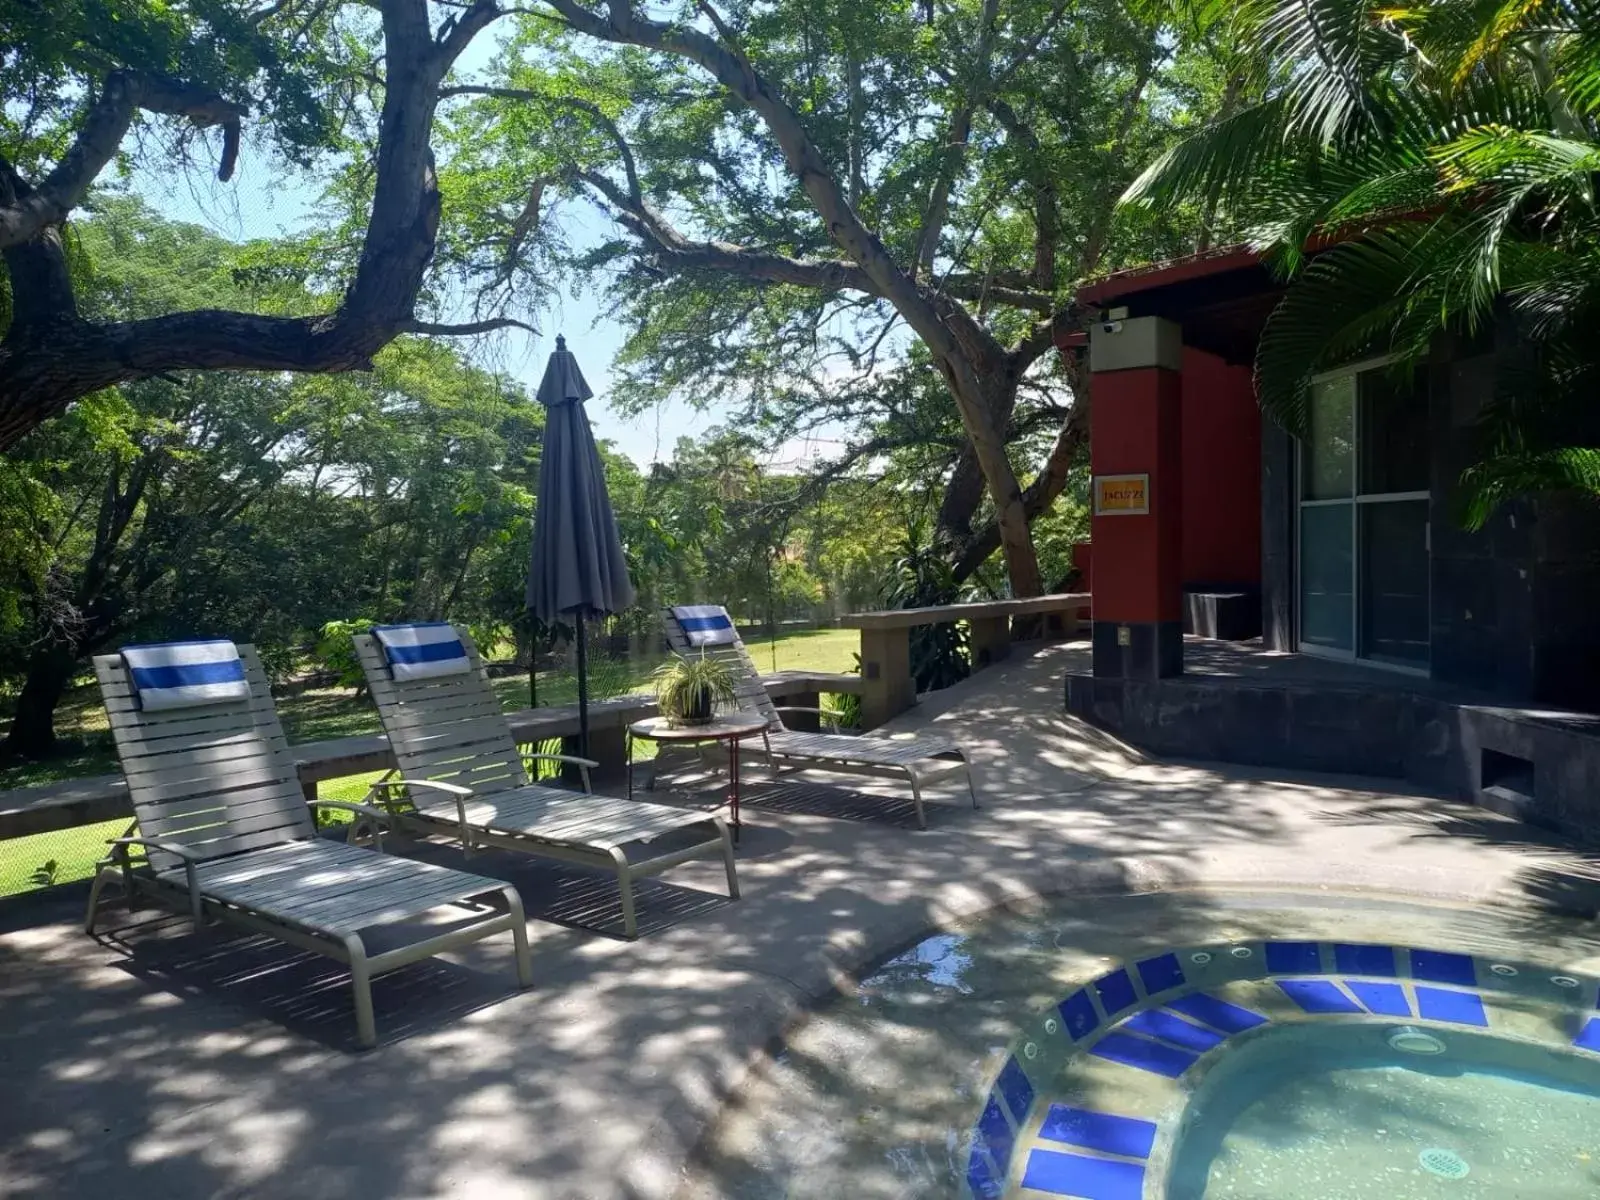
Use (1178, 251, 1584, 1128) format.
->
(938, 367, 1042, 595)
(1, 643, 80, 760)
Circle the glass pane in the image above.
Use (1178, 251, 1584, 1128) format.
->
(1359, 500, 1430, 667)
(1359, 370, 1429, 494)
(1303, 375, 1354, 499)
(1300, 504, 1353, 652)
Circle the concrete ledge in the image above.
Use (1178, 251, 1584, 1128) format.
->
(839, 594, 1089, 630)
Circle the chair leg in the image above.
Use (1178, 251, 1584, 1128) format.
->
(345, 934, 378, 1049)
(503, 887, 533, 989)
(717, 819, 740, 900)
(610, 848, 638, 939)
(83, 865, 115, 933)
(960, 752, 980, 810)
(905, 768, 928, 830)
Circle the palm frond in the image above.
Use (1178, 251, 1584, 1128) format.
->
(1254, 225, 1444, 433)
(1121, 96, 1301, 214)
(1459, 447, 1600, 529)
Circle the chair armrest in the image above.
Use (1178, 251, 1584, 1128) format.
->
(306, 800, 394, 825)
(524, 752, 600, 770)
(108, 835, 199, 861)
(521, 751, 597, 792)
(368, 777, 473, 798)
(307, 800, 393, 853)
(108, 837, 204, 922)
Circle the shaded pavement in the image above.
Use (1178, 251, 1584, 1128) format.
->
(2, 641, 1597, 1199)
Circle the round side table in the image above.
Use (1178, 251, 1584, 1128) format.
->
(627, 712, 769, 842)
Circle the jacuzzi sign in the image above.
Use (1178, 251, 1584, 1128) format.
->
(1094, 473, 1149, 516)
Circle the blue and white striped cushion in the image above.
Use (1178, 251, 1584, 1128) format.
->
(672, 605, 738, 647)
(372, 622, 472, 681)
(122, 640, 251, 711)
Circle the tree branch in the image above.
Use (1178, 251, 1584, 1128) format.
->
(580, 170, 883, 294)
(0, 70, 244, 251)
(951, 394, 1089, 582)
(912, 0, 1001, 278)
(0, 0, 449, 449)
(541, 0, 1001, 370)
(435, 0, 507, 69)
(441, 85, 644, 200)
(401, 316, 540, 336)
(986, 97, 1058, 290)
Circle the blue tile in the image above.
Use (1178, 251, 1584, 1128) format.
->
(1095, 968, 1139, 1016)
(1023, 1149, 1146, 1200)
(1136, 952, 1185, 995)
(1059, 989, 1100, 1041)
(1334, 944, 1397, 977)
(1412, 950, 1476, 987)
(1165, 992, 1269, 1035)
(976, 1094, 1013, 1167)
(1089, 1032, 1200, 1079)
(1265, 941, 1323, 975)
(1123, 1009, 1227, 1053)
(1277, 979, 1363, 1014)
(1575, 1018, 1600, 1052)
(996, 1056, 1034, 1124)
(1415, 986, 1488, 1026)
(1346, 980, 1412, 1017)
(1038, 1104, 1157, 1159)
(966, 1146, 1003, 1199)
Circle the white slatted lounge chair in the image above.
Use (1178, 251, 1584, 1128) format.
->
(662, 606, 978, 829)
(87, 640, 532, 1049)
(353, 624, 737, 939)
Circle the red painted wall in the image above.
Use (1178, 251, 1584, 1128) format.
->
(1089, 365, 1183, 623)
(1179, 347, 1261, 588)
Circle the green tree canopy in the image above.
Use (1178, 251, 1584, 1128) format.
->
(1125, 0, 1600, 522)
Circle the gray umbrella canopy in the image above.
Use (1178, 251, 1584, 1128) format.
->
(526, 336, 636, 621)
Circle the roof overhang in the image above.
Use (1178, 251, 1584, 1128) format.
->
(1067, 246, 1285, 366)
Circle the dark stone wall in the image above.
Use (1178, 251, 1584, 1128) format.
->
(1247, 345, 1600, 708)
(1259, 413, 1295, 651)
(1064, 672, 1600, 842)
(1429, 351, 1600, 709)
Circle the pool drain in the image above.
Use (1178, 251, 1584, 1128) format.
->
(1419, 1148, 1470, 1180)
(1387, 1026, 1447, 1055)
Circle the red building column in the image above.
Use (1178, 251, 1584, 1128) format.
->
(1089, 316, 1183, 678)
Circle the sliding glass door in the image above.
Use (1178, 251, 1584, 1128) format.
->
(1298, 362, 1430, 671)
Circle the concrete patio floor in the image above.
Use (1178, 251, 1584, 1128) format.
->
(3, 640, 1599, 1200)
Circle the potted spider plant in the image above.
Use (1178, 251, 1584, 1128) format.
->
(652, 649, 737, 726)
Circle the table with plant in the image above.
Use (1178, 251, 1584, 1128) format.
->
(627, 650, 770, 841)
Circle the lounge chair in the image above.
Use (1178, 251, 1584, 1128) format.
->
(353, 623, 738, 939)
(662, 606, 977, 828)
(87, 639, 532, 1049)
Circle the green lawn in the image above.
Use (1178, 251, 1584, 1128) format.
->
(0, 627, 860, 897)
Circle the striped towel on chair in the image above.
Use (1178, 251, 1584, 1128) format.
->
(121, 640, 251, 711)
(372, 622, 472, 681)
(671, 605, 738, 647)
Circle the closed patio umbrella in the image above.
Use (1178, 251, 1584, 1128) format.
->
(527, 335, 636, 757)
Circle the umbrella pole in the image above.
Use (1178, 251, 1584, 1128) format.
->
(528, 612, 538, 709)
(575, 610, 590, 760)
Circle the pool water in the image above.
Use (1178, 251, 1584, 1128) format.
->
(672, 892, 1600, 1200)
(1168, 1023, 1600, 1198)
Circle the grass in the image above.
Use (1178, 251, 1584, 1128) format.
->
(0, 627, 860, 896)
